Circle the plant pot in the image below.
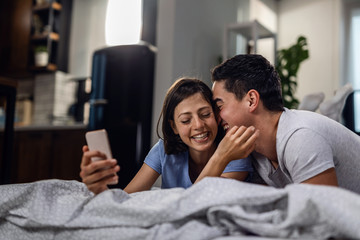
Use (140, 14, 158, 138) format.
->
(35, 52, 49, 67)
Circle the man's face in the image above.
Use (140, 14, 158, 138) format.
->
(212, 81, 251, 132)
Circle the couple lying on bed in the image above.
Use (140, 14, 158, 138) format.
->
(80, 54, 360, 195)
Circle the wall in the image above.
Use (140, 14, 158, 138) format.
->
(68, 0, 108, 78)
(152, 0, 240, 144)
(277, 0, 342, 102)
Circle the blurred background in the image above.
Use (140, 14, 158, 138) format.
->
(0, 0, 359, 187)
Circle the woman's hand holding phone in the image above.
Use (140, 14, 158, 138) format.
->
(80, 129, 120, 194)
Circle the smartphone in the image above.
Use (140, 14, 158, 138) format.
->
(85, 129, 117, 185)
(85, 129, 113, 161)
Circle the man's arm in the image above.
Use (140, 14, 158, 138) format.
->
(301, 167, 338, 186)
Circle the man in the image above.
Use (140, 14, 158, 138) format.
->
(211, 54, 360, 194)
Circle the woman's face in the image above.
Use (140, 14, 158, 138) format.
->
(170, 93, 218, 153)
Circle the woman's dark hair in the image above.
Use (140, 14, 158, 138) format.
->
(156, 78, 223, 155)
(211, 54, 284, 111)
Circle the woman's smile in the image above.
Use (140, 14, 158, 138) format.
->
(171, 93, 218, 153)
(191, 131, 210, 142)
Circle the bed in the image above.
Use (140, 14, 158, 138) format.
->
(0, 177, 359, 239)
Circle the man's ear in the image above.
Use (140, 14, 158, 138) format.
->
(247, 89, 260, 112)
(170, 120, 179, 134)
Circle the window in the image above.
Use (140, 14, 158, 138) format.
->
(344, 1, 360, 133)
(350, 8, 360, 132)
(105, 0, 142, 46)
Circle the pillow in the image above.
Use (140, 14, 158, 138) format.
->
(298, 92, 325, 111)
(319, 83, 353, 122)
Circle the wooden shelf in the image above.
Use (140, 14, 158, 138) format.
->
(29, 63, 57, 72)
(28, 0, 71, 73)
(0, 77, 18, 88)
(31, 32, 59, 41)
(33, 2, 62, 11)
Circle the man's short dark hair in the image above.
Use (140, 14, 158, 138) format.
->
(211, 54, 284, 112)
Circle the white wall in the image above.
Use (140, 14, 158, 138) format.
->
(68, 0, 108, 78)
(278, 0, 342, 102)
(152, 0, 240, 144)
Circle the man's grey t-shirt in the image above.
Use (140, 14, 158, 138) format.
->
(251, 108, 360, 194)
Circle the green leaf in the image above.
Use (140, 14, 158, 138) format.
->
(276, 36, 309, 109)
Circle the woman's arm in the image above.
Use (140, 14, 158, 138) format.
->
(221, 171, 249, 181)
(124, 163, 160, 194)
(195, 126, 258, 184)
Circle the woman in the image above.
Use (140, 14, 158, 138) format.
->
(80, 78, 258, 194)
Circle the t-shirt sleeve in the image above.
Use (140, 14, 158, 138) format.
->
(283, 128, 334, 183)
(143, 140, 164, 174)
(223, 157, 253, 173)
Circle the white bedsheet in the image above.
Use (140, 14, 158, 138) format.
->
(0, 177, 359, 239)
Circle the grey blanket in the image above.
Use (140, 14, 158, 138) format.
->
(0, 177, 359, 240)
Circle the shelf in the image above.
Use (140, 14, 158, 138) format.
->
(222, 20, 277, 61)
(0, 77, 18, 88)
(28, 0, 72, 73)
(29, 63, 57, 72)
(226, 20, 275, 40)
(31, 32, 59, 41)
(33, 2, 62, 11)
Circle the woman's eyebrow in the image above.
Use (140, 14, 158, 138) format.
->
(177, 112, 191, 118)
(198, 106, 212, 111)
(177, 106, 211, 118)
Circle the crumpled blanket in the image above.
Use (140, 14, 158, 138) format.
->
(0, 177, 359, 240)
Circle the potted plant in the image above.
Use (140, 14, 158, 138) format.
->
(34, 45, 49, 67)
(275, 36, 309, 109)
